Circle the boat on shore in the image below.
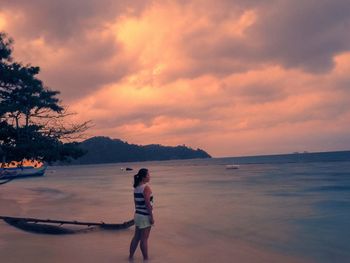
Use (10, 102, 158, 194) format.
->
(0, 215, 134, 235)
(0, 165, 47, 180)
(225, 164, 240, 169)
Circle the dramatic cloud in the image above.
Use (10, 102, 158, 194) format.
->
(251, 0, 350, 72)
(181, 0, 350, 76)
(0, 0, 149, 41)
(1, 0, 349, 156)
(0, 0, 149, 99)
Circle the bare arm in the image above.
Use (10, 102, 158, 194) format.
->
(143, 185, 154, 224)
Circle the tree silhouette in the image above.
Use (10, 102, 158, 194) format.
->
(0, 32, 89, 163)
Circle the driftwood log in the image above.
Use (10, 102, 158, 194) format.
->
(0, 216, 134, 235)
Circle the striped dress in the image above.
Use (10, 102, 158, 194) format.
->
(134, 184, 154, 216)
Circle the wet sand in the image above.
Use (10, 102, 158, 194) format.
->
(0, 167, 310, 263)
(1, 160, 349, 262)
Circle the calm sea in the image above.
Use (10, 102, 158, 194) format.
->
(0, 151, 349, 263)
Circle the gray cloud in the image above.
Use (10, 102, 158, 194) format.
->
(0, 0, 152, 100)
(0, 0, 150, 43)
(179, 0, 350, 79)
(39, 34, 136, 100)
(234, 83, 287, 104)
(251, 0, 350, 72)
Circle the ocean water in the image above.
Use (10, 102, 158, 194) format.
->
(0, 153, 350, 263)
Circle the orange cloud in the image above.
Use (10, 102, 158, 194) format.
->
(67, 53, 349, 156)
(0, 13, 6, 30)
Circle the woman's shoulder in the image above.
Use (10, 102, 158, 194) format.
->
(144, 183, 151, 189)
(143, 184, 152, 193)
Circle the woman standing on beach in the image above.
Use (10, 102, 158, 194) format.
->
(129, 168, 154, 260)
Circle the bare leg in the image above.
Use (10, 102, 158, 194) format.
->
(140, 226, 152, 260)
(129, 227, 141, 259)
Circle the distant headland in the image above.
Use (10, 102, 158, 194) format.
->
(71, 136, 211, 164)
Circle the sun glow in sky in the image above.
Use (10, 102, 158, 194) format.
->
(1, 0, 349, 156)
(0, 13, 6, 29)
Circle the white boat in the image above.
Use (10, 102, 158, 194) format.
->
(0, 165, 47, 180)
(225, 164, 240, 169)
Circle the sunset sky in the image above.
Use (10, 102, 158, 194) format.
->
(0, 0, 349, 157)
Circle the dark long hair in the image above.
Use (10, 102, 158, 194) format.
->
(133, 168, 148, 188)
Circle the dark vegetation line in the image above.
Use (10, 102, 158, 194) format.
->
(71, 136, 211, 165)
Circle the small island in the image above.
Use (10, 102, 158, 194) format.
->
(72, 136, 211, 164)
